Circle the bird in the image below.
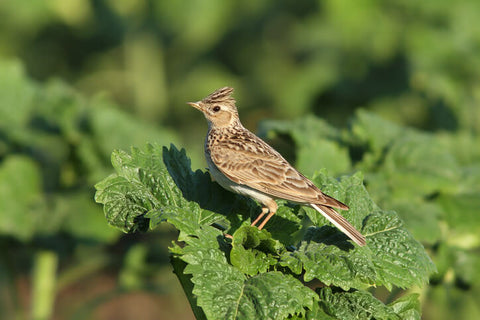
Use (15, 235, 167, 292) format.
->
(187, 87, 366, 246)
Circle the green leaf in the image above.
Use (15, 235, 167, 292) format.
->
(162, 144, 247, 221)
(95, 144, 227, 235)
(363, 211, 436, 290)
(318, 287, 407, 320)
(281, 231, 376, 290)
(389, 200, 443, 245)
(89, 99, 180, 159)
(0, 60, 37, 132)
(176, 227, 318, 320)
(57, 192, 119, 243)
(388, 294, 421, 320)
(0, 156, 44, 241)
(350, 110, 404, 156)
(438, 192, 480, 238)
(230, 226, 282, 275)
(280, 171, 436, 291)
(259, 116, 351, 176)
(352, 110, 461, 198)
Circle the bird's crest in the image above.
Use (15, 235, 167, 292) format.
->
(202, 87, 236, 105)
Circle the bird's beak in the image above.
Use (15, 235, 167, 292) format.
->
(187, 101, 203, 111)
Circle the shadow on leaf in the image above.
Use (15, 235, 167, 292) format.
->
(162, 144, 256, 229)
(305, 226, 355, 251)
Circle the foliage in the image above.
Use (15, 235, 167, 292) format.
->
(2, 0, 480, 138)
(95, 143, 434, 319)
(0, 60, 181, 319)
(260, 110, 480, 320)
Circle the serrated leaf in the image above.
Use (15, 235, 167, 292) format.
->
(281, 230, 376, 290)
(94, 173, 153, 233)
(95, 144, 226, 234)
(162, 144, 248, 223)
(177, 227, 318, 320)
(365, 211, 436, 290)
(318, 287, 403, 320)
(280, 171, 436, 291)
(230, 226, 282, 275)
(388, 294, 421, 320)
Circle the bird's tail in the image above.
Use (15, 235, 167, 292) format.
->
(310, 203, 366, 246)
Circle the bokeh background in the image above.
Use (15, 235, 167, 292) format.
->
(1, 1, 480, 319)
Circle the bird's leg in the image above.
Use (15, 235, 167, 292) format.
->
(251, 207, 269, 227)
(257, 210, 276, 230)
(256, 200, 278, 230)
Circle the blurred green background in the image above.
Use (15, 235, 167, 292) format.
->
(0, 0, 479, 319)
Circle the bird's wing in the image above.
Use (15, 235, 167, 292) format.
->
(209, 133, 348, 210)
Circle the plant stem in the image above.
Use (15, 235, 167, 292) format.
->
(31, 250, 58, 320)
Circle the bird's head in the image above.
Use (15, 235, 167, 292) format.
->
(188, 87, 240, 128)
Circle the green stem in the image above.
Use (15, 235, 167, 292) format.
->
(31, 250, 58, 320)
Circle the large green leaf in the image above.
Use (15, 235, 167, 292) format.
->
(318, 288, 421, 320)
(0, 156, 44, 241)
(259, 116, 351, 176)
(95, 144, 228, 236)
(280, 171, 435, 291)
(176, 227, 318, 320)
(352, 110, 460, 198)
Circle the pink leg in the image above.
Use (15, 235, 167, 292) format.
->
(257, 210, 276, 230)
(255, 199, 278, 230)
(251, 207, 269, 227)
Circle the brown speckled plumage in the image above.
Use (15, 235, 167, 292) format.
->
(188, 87, 366, 246)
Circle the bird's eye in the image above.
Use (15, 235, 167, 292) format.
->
(212, 106, 221, 112)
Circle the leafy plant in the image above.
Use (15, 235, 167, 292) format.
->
(95, 143, 435, 319)
(260, 111, 480, 320)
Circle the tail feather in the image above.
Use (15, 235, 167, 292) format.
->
(310, 203, 366, 246)
(321, 193, 349, 210)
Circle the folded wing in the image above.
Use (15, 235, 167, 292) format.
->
(209, 133, 348, 210)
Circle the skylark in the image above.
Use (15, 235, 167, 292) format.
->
(188, 87, 366, 246)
